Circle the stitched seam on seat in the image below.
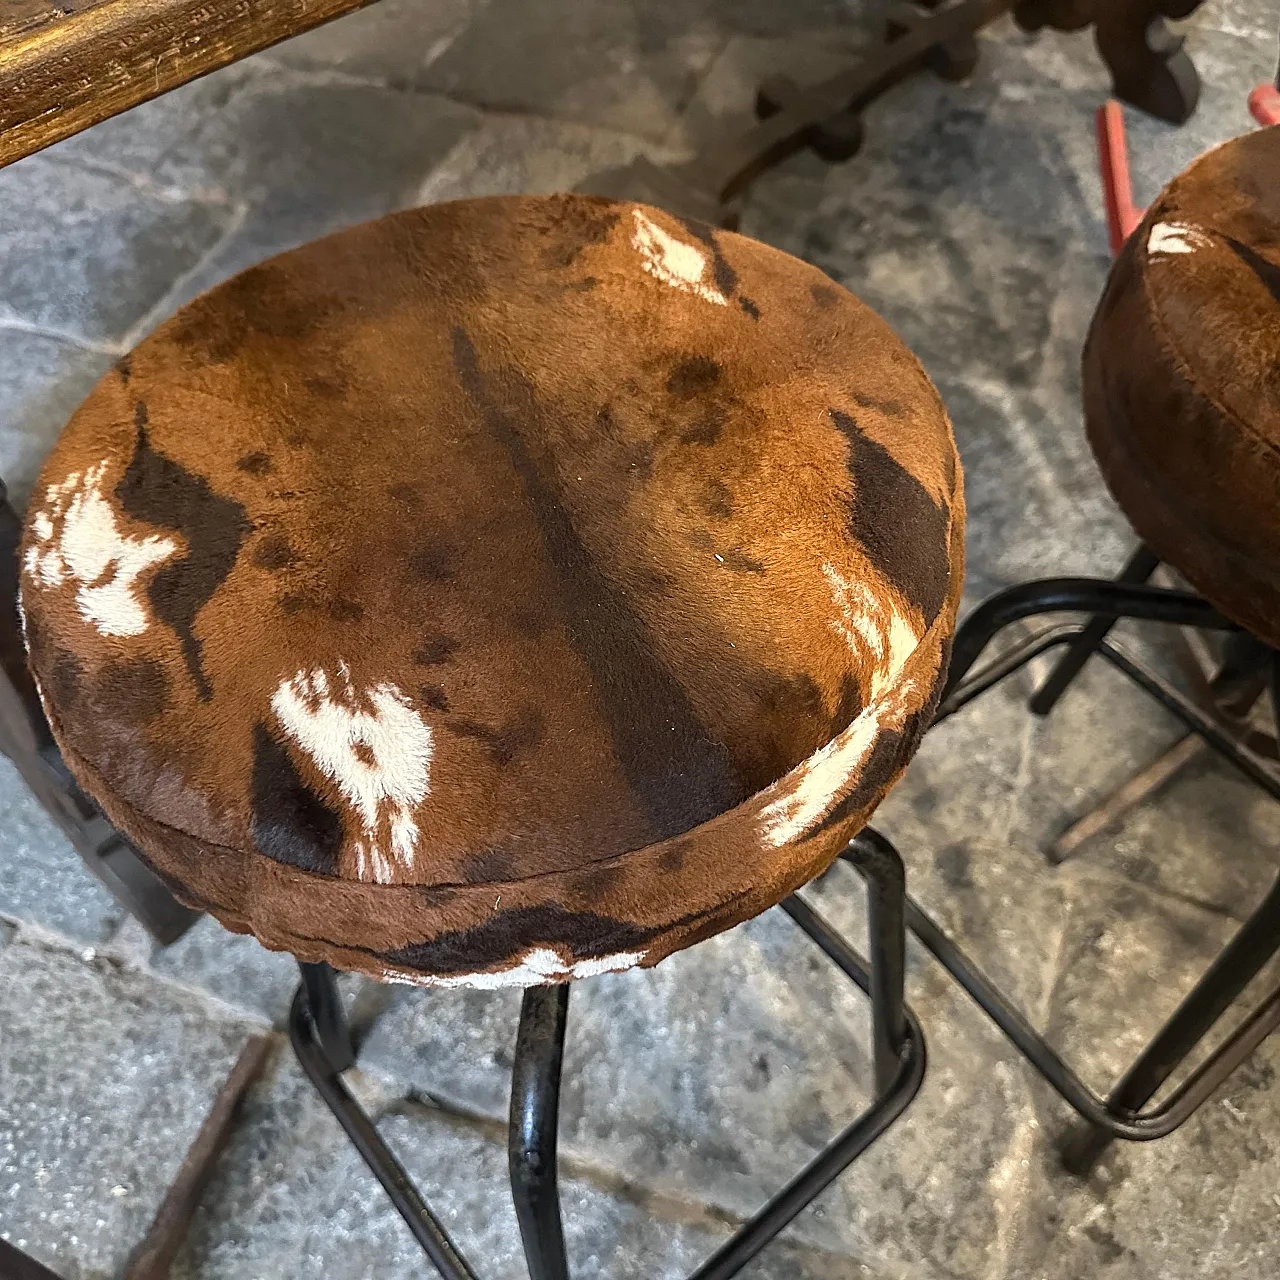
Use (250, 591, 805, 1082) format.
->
(1096, 380, 1280, 594)
(50, 560, 957, 896)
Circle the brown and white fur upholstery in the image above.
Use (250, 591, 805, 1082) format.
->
(1084, 125, 1280, 645)
(20, 194, 965, 987)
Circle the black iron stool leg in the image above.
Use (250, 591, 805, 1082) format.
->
(286, 849, 924, 1280)
(1029, 544, 1160, 715)
(504, 839, 923, 1280)
(689, 829, 925, 1280)
(1062, 870, 1280, 1173)
(842, 827, 909, 1094)
(299, 961, 356, 1072)
(940, 577, 1233, 710)
(913, 578, 1280, 1167)
(509, 983, 572, 1280)
(289, 964, 479, 1280)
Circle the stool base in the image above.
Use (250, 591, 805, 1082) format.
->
(912, 564, 1280, 1175)
(290, 838, 926, 1280)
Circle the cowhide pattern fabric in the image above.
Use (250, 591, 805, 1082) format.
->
(1084, 124, 1280, 646)
(20, 194, 964, 987)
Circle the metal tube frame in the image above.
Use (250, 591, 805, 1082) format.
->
(289, 835, 925, 1279)
(912, 567, 1280, 1172)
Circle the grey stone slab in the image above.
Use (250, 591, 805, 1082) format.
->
(896, 604, 1279, 925)
(45, 68, 248, 205)
(0, 935, 259, 1280)
(43, 58, 480, 328)
(1203, 0, 1280, 43)
(174, 1050, 895, 1280)
(150, 915, 302, 1029)
(1041, 872, 1267, 1108)
(415, 0, 725, 144)
(0, 154, 234, 347)
(1002, 881, 1280, 1280)
(740, 135, 1129, 597)
(1086, 750, 1280, 924)
(0, 757, 123, 946)
(1002, 651, 1280, 925)
(133, 70, 482, 322)
(416, 113, 669, 205)
(414, 0, 890, 153)
(0, 327, 114, 510)
(356, 980, 519, 1120)
(270, 0, 493, 82)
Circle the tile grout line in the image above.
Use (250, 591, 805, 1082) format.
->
(0, 315, 125, 358)
(116, 200, 251, 351)
(1, 912, 277, 1030)
(35, 149, 236, 210)
(248, 50, 684, 151)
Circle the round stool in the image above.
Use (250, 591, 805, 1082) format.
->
(16, 194, 963, 1278)
(901, 125, 1280, 1175)
(1085, 123, 1280, 647)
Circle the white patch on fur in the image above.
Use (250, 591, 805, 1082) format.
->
(823, 563, 919, 702)
(271, 666, 433, 882)
(1147, 221, 1210, 256)
(630, 209, 728, 305)
(758, 563, 921, 847)
(376, 947, 646, 989)
(23, 463, 179, 636)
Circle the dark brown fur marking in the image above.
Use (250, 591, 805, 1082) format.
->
(115, 425, 250, 700)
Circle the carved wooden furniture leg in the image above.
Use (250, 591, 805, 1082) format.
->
(121, 1035, 273, 1280)
(577, 0, 1016, 224)
(577, 0, 1209, 228)
(0, 479, 200, 944)
(1016, 1, 1206, 124)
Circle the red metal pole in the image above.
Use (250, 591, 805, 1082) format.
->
(1095, 100, 1144, 256)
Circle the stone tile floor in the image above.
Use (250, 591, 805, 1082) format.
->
(2, 1, 1280, 1276)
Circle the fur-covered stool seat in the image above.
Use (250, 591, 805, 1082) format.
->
(1084, 124, 1280, 644)
(20, 193, 964, 987)
(17, 193, 963, 1277)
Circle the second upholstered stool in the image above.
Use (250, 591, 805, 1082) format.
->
(901, 123, 1280, 1177)
(15, 194, 964, 1278)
